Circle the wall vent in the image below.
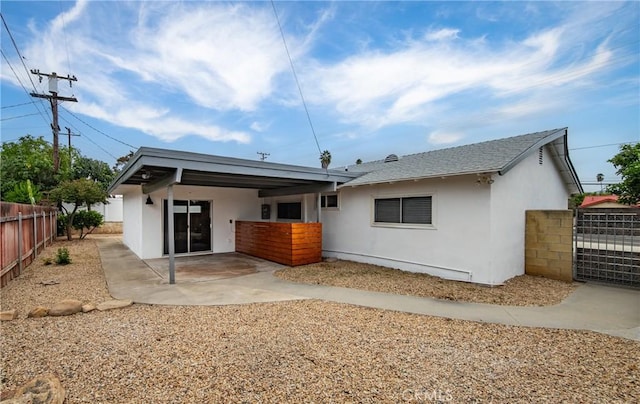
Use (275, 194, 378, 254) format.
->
(384, 154, 399, 163)
(538, 147, 543, 165)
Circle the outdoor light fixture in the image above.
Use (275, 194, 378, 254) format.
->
(141, 171, 151, 180)
(145, 195, 154, 205)
(476, 174, 495, 185)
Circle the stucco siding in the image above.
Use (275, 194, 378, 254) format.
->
(326, 176, 492, 282)
(488, 145, 571, 284)
(136, 185, 261, 259)
(121, 187, 143, 257)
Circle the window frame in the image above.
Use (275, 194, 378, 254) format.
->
(371, 193, 436, 229)
(320, 193, 339, 210)
(276, 201, 302, 221)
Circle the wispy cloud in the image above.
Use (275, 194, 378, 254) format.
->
(1, 0, 635, 150)
(10, 1, 308, 143)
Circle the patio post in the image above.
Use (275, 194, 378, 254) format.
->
(167, 184, 176, 284)
(317, 193, 322, 222)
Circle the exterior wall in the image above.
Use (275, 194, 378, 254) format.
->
(525, 210, 573, 282)
(261, 193, 319, 222)
(121, 186, 143, 257)
(63, 196, 124, 222)
(325, 176, 492, 282)
(121, 183, 322, 260)
(489, 145, 571, 284)
(137, 185, 261, 259)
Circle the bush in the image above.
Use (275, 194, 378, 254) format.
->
(55, 247, 71, 265)
(56, 214, 68, 237)
(72, 210, 104, 239)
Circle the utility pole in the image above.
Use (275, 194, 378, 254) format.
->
(65, 127, 80, 171)
(30, 70, 77, 173)
(257, 151, 270, 161)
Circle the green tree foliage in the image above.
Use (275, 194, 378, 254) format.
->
(113, 151, 134, 172)
(73, 156, 115, 191)
(72, 210, 104, 239)
(606, 143, 640, 205)
(49, 178, 108, 240)
(4, 180, 43, 204)
(320, 150, 332, 169)
(0, 135, 80, 197)
(0, 135, 57, 197)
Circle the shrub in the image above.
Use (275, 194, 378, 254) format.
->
(72, 210, 104, 239)
(55, 247, 71, 265)
(56, 214, 68, 236)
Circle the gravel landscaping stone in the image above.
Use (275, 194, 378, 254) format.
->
(276, 260, 579, 306)
(1, 239, 638, 403)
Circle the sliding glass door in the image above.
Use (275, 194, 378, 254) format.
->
(163, 200, 212, 254)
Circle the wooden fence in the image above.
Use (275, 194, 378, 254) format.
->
(1, 202, 58, 287)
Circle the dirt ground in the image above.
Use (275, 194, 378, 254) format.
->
(276, 260, 578, 306)
(1, 239, 637, 403)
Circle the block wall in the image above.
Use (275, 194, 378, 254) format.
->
(525, 210, 573, 282)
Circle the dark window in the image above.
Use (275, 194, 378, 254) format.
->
(277, 202, 302, 220)
(374, 196, 432, 225)
(321, 194, 338, 208)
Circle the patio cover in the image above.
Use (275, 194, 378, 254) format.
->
(107, 147, 360, 285)
(108, 147, 359, 197)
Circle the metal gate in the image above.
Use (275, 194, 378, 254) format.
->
(574, 208, 640, 288)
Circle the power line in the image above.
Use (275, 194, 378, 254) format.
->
(1, 101, 35, 109)
(1, 13, 41, 96)
(58, 114, 121, 161)
(0, 112, 41, 121)
(60, 105, 136, 149)
(0, 48, 51, 124)
(570, 141, 638, 151)
(271, 0, 322, 156)
(57, 0, 73, 76)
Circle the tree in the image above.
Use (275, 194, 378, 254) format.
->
(73, 155, 115, 190)
(596, 173, 604, 193)
(1, 135, 57, 197)
(356, 158, 362, 165)
(113, 151, 134, 172)
(72, 210, 104, 239)
(49, 178, 108, 240)
(320, 150, 332, 169)
(606, 143, 640, 205)
(0, 135, 77, 198)
(4, 180, 42, 204)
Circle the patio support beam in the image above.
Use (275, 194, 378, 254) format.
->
(259, 181, 337, 198)
(142, 167, 183, 194)
(167, 184, 175, 284)
(317, 192, 321, 223)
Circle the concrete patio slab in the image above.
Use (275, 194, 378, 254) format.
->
(95, 237, 640, 341)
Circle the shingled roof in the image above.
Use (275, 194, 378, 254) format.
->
(342, 128, 583, 194)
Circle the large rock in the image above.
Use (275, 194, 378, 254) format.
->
(96, 299, 133, 311)
(48, 299, 82, 317)
(0, 309, 18, 321)
(27, 306, 49, 318)
(7, 374, 65, 404)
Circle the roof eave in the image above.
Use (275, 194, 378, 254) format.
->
(339, 170, 500, 188)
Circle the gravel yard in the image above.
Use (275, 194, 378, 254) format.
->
(276, 260, 578, 306)
(1, 239, 638, 403)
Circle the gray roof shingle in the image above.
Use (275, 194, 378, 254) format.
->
(343, 128, 570, 187)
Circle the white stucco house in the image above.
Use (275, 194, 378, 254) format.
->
(109, 127, 582, 285)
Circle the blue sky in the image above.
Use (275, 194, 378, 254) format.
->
(1, 1, 638, 192)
